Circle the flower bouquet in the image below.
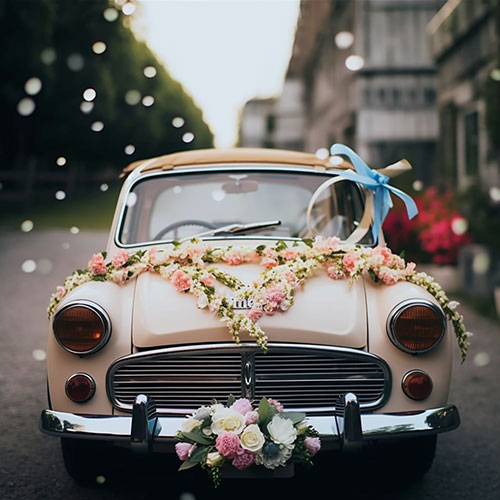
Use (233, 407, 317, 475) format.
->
(175, 395, 321, 487)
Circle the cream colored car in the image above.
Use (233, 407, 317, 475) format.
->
(40, 148, 460, 484)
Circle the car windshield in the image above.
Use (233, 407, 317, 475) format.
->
(118, 168, 369, 245)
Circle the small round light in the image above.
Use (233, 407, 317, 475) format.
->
(53, 302, 111, 354)
(182, 132, 194, 143)
(41, 47, 56, 65)
(55, 190, 66, 200)
(25, 77, 42, 96)
(65, 373, 96, 402)
(67, 53, 84, 71)
(92, 41, 107, 55)
(122, 2, 136, 15)
(83, 88, 96, 102)
(124, 144, 135, 155)
(142, 95, 154, 107)
(402, 370, 432, 400)
(172, 116, 185, 128)
(345, 55, 365, 71)
(124, 89, 141, 105)
(90, 121, 104, 132)
(387, 300, 445, 353)
(315, 148, 329, 160)
(143, 66, 157, 78)
(80, 101, 94, 114)
(56, 156, 67, 166)
(103, 7, 119, 22)
(17, 98, 35, 116)
(335, 31, 354, 49)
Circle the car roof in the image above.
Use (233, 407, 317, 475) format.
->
(121, 147, 352, 177)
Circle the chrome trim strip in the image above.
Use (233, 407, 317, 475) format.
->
(39, 404, 460, 443)
(114, 166, 362, 249)
(65, 373, 96, 403)
(386, 299, 446, 355)
(106, 342, 392, 415)
(53, 300, 112, 356)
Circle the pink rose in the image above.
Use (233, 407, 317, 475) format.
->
(245, 411, 258, 425)
(342, 252, 360, 273)
(56, 286, 66, 299)
(175, 442, 195, 461)
(304, 437, 321, 457)
(231, 398, 253, 415)
(111, 249, 129, 268)
(261, 257, 278, 269)
(268, 398, 283, 412)
(246, 306, 263, 322)
(201, 273, 215, 287)
(88, 253, 107, 276)
(225, 250, 244, 266)
(171, 269, 192, 292)
(405, 262, 416, 275)
(325, 264, 344, 280)
(232, 449, 256, 470)
(282, 248, 300, 261)
(216, 432, 241, 458)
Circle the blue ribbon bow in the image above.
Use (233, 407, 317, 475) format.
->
(330, 144, 418, 244)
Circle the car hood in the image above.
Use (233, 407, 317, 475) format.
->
(132, 263, 367, 349)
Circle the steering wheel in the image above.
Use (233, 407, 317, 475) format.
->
(153, 219, 216, 240)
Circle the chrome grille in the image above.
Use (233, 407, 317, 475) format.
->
(108, 343, 390, 415)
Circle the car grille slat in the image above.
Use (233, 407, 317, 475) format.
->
(109, 345, 390, 415)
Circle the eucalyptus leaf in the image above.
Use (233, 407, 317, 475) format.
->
(280, 412, 306, 424)
(226, 394, 236, 406)
(258, 397, 277, 426)
(178, 460, 198, 471)
(181, 431, 214, 446)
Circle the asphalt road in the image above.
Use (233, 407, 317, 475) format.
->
(0, 229, 499, 500)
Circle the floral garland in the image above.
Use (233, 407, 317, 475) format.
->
(47, 236, 471, 361)
(175, 396, 320, 487)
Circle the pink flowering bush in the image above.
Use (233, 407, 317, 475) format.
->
(88, 253, 107, 276)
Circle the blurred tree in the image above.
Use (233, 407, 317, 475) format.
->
(0, 0, 213, 176)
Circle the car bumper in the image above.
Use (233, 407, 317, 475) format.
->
(39, 393, 460, 452)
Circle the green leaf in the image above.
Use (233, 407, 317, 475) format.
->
(188, 444, 209, 464)
(275, 240, 288, 251)
(181, 431, 214, 446)
(302, 238, 314, 248)
(399, 249, 406, 260)
(101, 251, 107, 259)
(280, 412, 306, 424)
(178, 460, 198, 471)
(258, 397, 277, 426)
(226, 394, 236, 406)
(368, 269, 379, 283)
(256, 244, 266, 255)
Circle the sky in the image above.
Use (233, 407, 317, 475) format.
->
(134, 0, 301, 147)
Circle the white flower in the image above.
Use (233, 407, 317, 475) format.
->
(182, 417, 202, 433)
(255, 443, 293, 469)
(267, 415, 297, 448)
(239, 424, 265, 452)
(206, 451, 223, 468)
(211, 408, 246, 435)
(448, 300, 460, 310)
(196, 293, 208, 309)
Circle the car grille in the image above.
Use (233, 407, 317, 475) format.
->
(108, 343, 390, 415)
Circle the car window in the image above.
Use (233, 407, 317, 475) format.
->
(118, 168, 369, 245)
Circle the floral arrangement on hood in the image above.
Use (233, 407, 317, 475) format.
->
(47, 236, 471, 361)
(174, 396, 320, 487)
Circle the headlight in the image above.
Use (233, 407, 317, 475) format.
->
(53, 301, 111, 355)
(387, 299, 445, 354)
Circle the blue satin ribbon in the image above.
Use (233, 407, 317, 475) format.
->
(330, 144, 418, 244)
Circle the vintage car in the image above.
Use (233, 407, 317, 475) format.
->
(40, 147, 461, 484)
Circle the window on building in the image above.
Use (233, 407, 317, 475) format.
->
(464, 110, 479, 177)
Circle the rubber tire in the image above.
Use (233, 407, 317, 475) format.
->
(61, 438, 118, 486)
(375, 435, 437, 482)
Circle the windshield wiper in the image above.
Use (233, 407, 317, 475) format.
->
(182, 220, 281, 241)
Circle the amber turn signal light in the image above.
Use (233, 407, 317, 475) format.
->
(402, 370, 433, 400)
(65, 373, 96, 402)
(53, 301, 111, 354)
(387, 300, 445, 354)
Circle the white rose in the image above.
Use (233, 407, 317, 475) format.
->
(239, 424, 265, 452)
(211, 408, 246, 435)
(182, 417, 202, 433)
(206, 451, 223, 468)
(267, 415, 297, 447)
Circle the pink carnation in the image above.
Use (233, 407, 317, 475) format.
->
(268, 398, 283, 412)
(405, 262, 416, 275)
(245, 411, 258, 425)
(231, 398, 253, 415)
(201, 273, 215, 287)
(261, 257, 278, 269)
(225, 250, 244, 266)
(246, 306, 263, 322)
(88, 253, 107, 276)
(265, 285, 286, 304)
(175, 442, 195, 461)
(282, 248, 300, 261)
(325, 264, 344, 280)
(56, 286, 66, 299)
(232, 449, 256, 470)
(313, 236, 340, 253)
(216, 432, 241, 458)
(342, 252, 360, 273)
(111, 249, 129, 268)
(171, 269, 192, 292)
(304, 437, 321, 457)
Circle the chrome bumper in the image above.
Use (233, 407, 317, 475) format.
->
(39, 393, 460, 452)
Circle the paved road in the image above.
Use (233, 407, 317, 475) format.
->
(0, 229, 499, 500)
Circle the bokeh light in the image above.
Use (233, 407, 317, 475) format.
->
(20, 220, 34, 232)
(180, 492, 196, 500)
(83, 88, 97, 102)
(345, 55, 365, 71)
(315, 148, 329, 160)
(142, 95, 155, 107)
(24, 77, 42, 96)
(91, 121, 104, 132)
(125, 90, 141, 105)
(451, 217, 468, 235)
(40, 47, 56, 65)
(212, 189, 225, 202)
(32, 349, 47, 361)
(103, 7, 119, 22)
(17, 98, 36, 116)
(56, 156, 67, 167)
(335, 31, 354, 49)
(126, 192, 138, 207)
(100, 183, 109, 192)
(490, 68, 500, 81)
(124, 144, 135, 155)
(328, 155, 343, 166)
(173, 185, 182, 194)
(92, 41, 107, 55)
(412, 180, 424, 191)
(95, 475, 106, 485)
(62, 242, 71, 249)
(472, 252, 490, 275)
(21, 259, 37, 273)
(55, 190, 66, 200)
(122, 2, 136, 16)
(172, 116, 185, 128)
(67, 53, 84, 71)
(37, 258, 53, 274)
(182, 132, 194, 143)
(473, 352, 490, 367)
(70, 226, 80, 234)
(143, 66, 157, 78)
(489, 186, 500, 203)
(80, 101, 94, 114)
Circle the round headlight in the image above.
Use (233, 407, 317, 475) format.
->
(387, 300, 445, 354)
(53, 301, 111, 354)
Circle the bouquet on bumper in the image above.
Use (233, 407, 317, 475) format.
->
(175, 395, 321, 486)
